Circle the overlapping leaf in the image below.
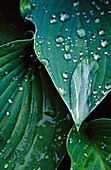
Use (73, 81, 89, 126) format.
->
(20, 0, 111, 128)
(67, 119, 111, 170)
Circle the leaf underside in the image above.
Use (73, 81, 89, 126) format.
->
(20, 0, 111, 128)
(67, 119, 111, 170)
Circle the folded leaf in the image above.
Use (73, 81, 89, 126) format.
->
(20, 0, 111, 128)
(0, 40, 73, 169)
(67, 119, 111, 170)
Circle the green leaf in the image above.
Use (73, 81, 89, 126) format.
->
(20, 0, 111, 128)
(67, 119, 111, 170)
(0, 40, 73, 169)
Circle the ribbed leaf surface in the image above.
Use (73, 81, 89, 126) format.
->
(67, 119, 111, 170)
(20, 0, 111, 128)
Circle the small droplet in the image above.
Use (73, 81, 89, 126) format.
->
(8, 98, 13, 104)
(50, 18, 57, 24)
(59, 88, 66, 95)
(95, 17, 100, 24)
(106, 154, 111, 162)
(58, 136, 62, 140)
(101, 39, 108, 48)
(73, 57, 77, 63)
(101, 142, 106, 149)
(93, 89, 98, 94)
(65, 44, 70, 51)
(19, 86, 24, 91)
(60, 12, 70, 22)
(98, 28, 105, 36)
(105, 83, 111, 89)
(5, 71, 8, 75)
(39, 136, 43, 140)
(7, 139, 10, 144)
(56, 128, 63, 133)
(41, 59, 49, 67)
(44, 154, 49, 160)
(77, 28, 86, 38)
(93, 52, 101, 60)
(6, 111, 10, 116)
(62, 72, 69, 79)
(84, 152, 88, 157)
(73, 0, 79, 7)
(64, 53, 72, 60)
(56, 36, 64, 43)
(4, 164, 9, 169)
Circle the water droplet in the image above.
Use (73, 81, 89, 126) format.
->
(65, 44, 70, 51)
(98, 28, 105, 36)
(4, 164, 9, 169)
(58, 136, 62, 140)
(84, 152, 88, 157)
(101, 142, 106, 149)
(101, 39, 108, 48)
(95, 17, 100, 24)
(59, 88, 66, 95)
(73, 57, 77, 63)
(105, 83, 111, 89)
(56, 128, 63, 133)
(73, 0, 79, 7)
(7, 139, 10, 144)
(8, 98, 13, 104)
(93, 89, 98, 94)
(106, 154, 111, 162)
(60, 12, 70, 22)
(64, 53, 72, 60)
(77, 28, 86, 38)
(37, 167, 41, 170)
(41, 59, 49, 67)
(100, 10, 105, 15)
(39, 136, 43, 140)
(62, 72, 69, 79)
(93, 52, 101, 60)
(6, 111, 10, 116)
(44, 154, 49, 160)
(19, 86, 24, 91)
(50, 18, 57, 24)
(5, 71, 8, 75)
(56, 36, 64, 43)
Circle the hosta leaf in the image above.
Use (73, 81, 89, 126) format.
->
(0, 40, 73, 169)
(20, 0, 111, 128)
(67, 119, 111, 170)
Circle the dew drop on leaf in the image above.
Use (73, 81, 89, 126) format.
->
(44, 154, 49, 160)
(65, 44, 70, 51)
(19, 86, 24, 91)
(58, 136, 62, 140)
(6, 111, 10, 116)
(101, 39, 108, 48)
(62, 72, 69, 79)
(50, 18, 57, 24)
(77, 28, 86, 38)
(59, 88, 66, 95)
(4, 164, 9, 169)
(64, 53, 72, 60)
(56, 36, 64, 43)
(95, 17, 100, 24)
(84, 152, 88, 157)
(41, 59, 49, 67)
(59, 12, 70, 22)
(93, 52, 101, 60)
(8, 98, 13, 104)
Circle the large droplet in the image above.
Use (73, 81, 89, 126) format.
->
(93, 52, 101, 60)
(62, 72, 69, 79)
(56, 36, 64, 43)
(19, 86, 24, 91)
(41, 59, 49, 67)
(77, 28, 86, 38)
(64, 53, 72, 60)
(73, 0, 79, 7)
(60, 12, 70, 22)
(101, 39, 108, 48)
(59, 88, 66, 95)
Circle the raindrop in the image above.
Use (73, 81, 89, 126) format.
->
(77, 28, 86, 38)
(65, 44, 70, 52)
(8, 98, 13, 104)
(41, 59, 49, 67)
(101, 39, 108, 48)
(59, 12, 70, 22)
(101, 142, 106, 149)
(44, 154, 49, 160)
(62, 72, 69, 79)
(73, 0, 79, 7)
(6, 111, 10, 116)
(108, 9, 111, 14)
(59, 88, 66, 95)
(95, 17, 100, 24)
(4, 164, 9, 169)
(73, 57, 77, 63)
(5, 71, 8, 75)
(56, 36, 64, 43)
(19, 86, 24, 91)
(106, 154, 111, 162)
(93, 89, 98, 94)
(56, 128, 63, 133)
(105, 83, 111, 89)
(37, 167, 41, 170)
(93, 52, 101, 60)
(58, 136, 62, 140)
(52, 13, 56, 18)
(98, 28, 105, 36)
(50, 18, 57, 24)
(100, 10, 105, 15)
(39, 136, 43, 140)
(64, 53, 72, 60)
(84, 152, 88, 157)
(7, 139, 10, 144)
